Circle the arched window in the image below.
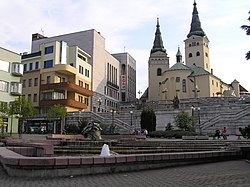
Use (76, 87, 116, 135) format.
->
(157, 68, 162, 76)
(196, 51, 200, 56)
(189, 53, 192, 58)
(182, 79, 187, 93)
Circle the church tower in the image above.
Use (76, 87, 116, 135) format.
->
(184, 1, 211, 73)
(148, 18, 170, 101)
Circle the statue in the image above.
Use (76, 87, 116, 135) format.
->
(173, 95, 180, 109)
(81, 122, 102, 140)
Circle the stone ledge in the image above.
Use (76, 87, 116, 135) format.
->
(0, 147, 243, 178)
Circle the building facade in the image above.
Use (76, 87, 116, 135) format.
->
(30, 30, 136, 113)
(112, 52, 136, 102)
(148, 1, 240, 102)
(0, 47, 23, 133)
(22, 40, 93, 113)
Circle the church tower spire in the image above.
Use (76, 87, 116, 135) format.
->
(151, 18, 166, 54)
(187, 0, 206, 38)
(176, 46, 182, 63)
(184, 0, 211, 73)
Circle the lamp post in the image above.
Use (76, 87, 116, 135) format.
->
(97, 98, 102, 112)
(110, 109, 116, 134)
(191, 106, 201, 134)
(130, 110, 134, 133)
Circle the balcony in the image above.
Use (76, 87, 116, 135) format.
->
(10, 82, 22, 96)
(40, 82, 93, 96)
(53, 64, 77, 75)
(11, 63, 23, 76)
(40, 99, 87, 110)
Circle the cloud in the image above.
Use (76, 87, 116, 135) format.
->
(0, 0, 250, 94)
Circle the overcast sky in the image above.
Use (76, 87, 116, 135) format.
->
(0, 0, 249, 97)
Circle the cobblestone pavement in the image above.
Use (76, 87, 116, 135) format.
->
(0, 160, 250, 187)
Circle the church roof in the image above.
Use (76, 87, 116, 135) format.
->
(187, 1, 206, 38)
(151, 18, 167, 54)
(189, 64, 210, 76)
(170, 62, 190, 71)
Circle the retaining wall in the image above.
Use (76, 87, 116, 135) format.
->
(0, 147, 242, 178)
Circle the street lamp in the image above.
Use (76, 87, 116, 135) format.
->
(191, 106, 201, 134)
(97, 97, 102, 112)
(110, 109, 116, 134)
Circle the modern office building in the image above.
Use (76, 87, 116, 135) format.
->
(30, 30, 135, 113)
(0, 47, 23, 133)
(112, 52, 136, 102)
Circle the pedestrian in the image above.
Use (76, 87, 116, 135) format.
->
(214, 129, 220, 139)
(221, 127, 227, 140)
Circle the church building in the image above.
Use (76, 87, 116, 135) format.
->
(147, 1, 242, 102)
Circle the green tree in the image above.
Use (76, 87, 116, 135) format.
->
(47, 104, 67, 134)
(174, 111, 194, 131)
(241, 11, 250, 60)
(9, 97, 37, 135)
(140, 107, 156, 132)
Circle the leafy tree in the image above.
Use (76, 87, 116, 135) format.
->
(47, 104, 67, 134)
(8, 97, 37, 135)
(241, 11, 250, 60)
(140, 107, 156, 132)
(174, 111, 194, 131)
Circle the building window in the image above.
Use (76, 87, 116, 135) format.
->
(79, 80, 83, 87)
(78, 54, 86, 61)
(22, 79, 26, 88)
(85, 69, 89, 77)
(47, 76, 51, 84)
(84, 98, 89, 106)
(78, 95, 83, 103)
(189, 53, 192, 58)
(33, 94, 38, 102)
(216, 82, 218, 87)
(182, 79, 187, 93)
(24, 64, 27, 72)
(29, 63, 33, 71)
(205, 52, 208, 57)
(212, 80, 214, 85)
(196, 51, 200, 56)
(157, 68, 162, 76)
(44, 60, 53, 68)
(28, 79, 32, 87)
(44, 46, 54, 54)
(85, 83, 89, 90)
(79, 65, 84, 75)
(197, 42, 199, 46)
(176, 77, 180, 82)
(0, 80, 9, 92)
(34, 78, 38, 86)
(28, 94, 32, 101)
(35, 61, 39, 69)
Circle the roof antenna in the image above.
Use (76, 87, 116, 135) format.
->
(124, 46, 126, 52)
